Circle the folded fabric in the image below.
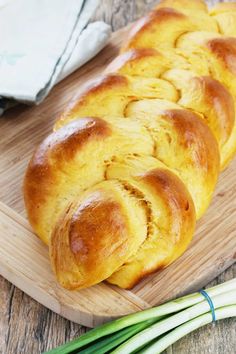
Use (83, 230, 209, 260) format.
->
(0, 0, 111, 113)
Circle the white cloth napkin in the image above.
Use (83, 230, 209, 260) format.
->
(0, 0, 111, 112)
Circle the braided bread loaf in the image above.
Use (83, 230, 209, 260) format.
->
(24, 0, 236, 290)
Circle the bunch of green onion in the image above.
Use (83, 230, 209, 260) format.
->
(46, 279, 236, 354)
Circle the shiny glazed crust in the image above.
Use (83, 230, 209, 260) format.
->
(24, 0, 236, 290)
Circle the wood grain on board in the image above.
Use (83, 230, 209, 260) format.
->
(0, 1, 236, 353)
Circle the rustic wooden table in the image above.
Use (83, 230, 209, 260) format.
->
(0, 1, 236, 353)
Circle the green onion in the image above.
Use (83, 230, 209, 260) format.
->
(78, 318, 158, 354)
(141, 305, 236, 354)
(45, 279, 236, 354)
(112, 290, 236, 353)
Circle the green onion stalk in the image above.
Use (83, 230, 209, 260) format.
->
(45, 279, 236, 354)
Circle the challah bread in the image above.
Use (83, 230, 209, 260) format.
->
(24, 117, 154, 245)
(24, 0, 236, 290)
(210, 3, 236, 35)
(25, 117, 195, 289)
(104, 49, 236, 169)
(51, 157, 195, 290)
(55, 75, 220, 219)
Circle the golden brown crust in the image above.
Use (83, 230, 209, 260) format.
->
(141, 168, 194, 219)
(107, 167, 195, 288)
(124, 98, 220, 219)
(55, 73, 178, 129)
(196, 76, 235, 143)
(120, 8, 191, 52)
(69, 198, 126, 259)
(50, 181, 149, 289)
(57, 79, 220, 219)
(106, 48, 163, 74)
(24, 118, 111, 244)
(164, 109, 219, 167)
(59, 74, 129, 125)
(207, 38, 236, 75)
(107, 48, 235, 166)
(163, 70, 235, 151)
(24, 115, 155, 246)
(50, 191, 130, 289)
(163, 109, 220, 216)
(78, 74, 128, 99)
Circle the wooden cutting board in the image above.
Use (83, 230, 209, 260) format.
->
(0, 25, 236, 328)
